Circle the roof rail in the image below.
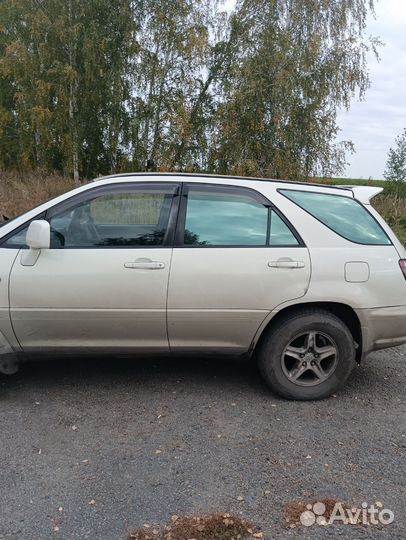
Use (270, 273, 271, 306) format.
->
(92, 172, 352, 191)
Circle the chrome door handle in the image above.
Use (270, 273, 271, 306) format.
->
(124, 259, 165, 270)
(268, 260, 305, 269)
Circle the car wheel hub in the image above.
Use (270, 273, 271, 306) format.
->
(281, 331, 339, 387)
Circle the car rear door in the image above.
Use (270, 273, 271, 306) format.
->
(9, 182, 179, 352)
(167, 182, 311, 352)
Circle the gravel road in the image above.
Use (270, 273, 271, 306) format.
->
(0, 346, 405, 540)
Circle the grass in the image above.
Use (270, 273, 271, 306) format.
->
(0, 170, 404, 245)
(371, 193, 406, 246)
(314, 177, 389, 188)
(0, 169, 78, 219)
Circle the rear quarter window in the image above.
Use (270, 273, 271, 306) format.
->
(279, 189, 391, 245)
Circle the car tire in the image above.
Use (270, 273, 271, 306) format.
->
(257, 309, 356, 400)
(0, 353, 20, 375)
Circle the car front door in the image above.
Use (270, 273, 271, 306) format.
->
(167, 183, 311, 352)
(8, 182, 179, 352)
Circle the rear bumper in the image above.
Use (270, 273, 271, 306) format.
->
(356, 305, 406, 358)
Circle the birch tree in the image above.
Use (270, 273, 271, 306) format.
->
(0, 0, 379, 181)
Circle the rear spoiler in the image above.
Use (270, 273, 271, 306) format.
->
(337, 186, 383, 204)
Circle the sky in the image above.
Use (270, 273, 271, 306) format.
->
(337, 0, 406, 179)
(224, 0, 406, 179)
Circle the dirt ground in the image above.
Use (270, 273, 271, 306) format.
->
(0, 346, 405, 539)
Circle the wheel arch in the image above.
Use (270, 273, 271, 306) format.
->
(252, 301, 363, 362)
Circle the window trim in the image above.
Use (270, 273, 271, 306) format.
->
(278, 188, 392, 246)
(174, 182, 304, 248)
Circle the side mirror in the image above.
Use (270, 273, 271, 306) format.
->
(26, 220, 51, 250)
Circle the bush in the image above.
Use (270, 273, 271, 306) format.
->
(384, 129, 406, 183)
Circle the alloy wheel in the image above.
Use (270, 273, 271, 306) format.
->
(281, 331, 338, 386)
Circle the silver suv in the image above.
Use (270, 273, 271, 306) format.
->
(0, 173, 405, 400)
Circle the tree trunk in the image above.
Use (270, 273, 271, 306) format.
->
(170, 7, 245, 169)
(142, 43, 160, 169)
(68, 0, 79, 184)
(69, 81, 79, 183)
(150, 51, 171, 166)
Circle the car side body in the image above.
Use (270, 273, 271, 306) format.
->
(0, 173, 405, 399)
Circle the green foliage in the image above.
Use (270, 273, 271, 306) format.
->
(212, 0, 379, 180)
(0, 0, 378, 181)
(384, 129, 406, 183)
(0, 0, 138, 180)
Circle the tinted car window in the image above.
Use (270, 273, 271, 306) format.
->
(1, 223, 30, 248)
(184, 187, 268, 246)
(269, 211, 299, 246)
(280, 189, 391, 245)
(49, 186, 176, 248)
